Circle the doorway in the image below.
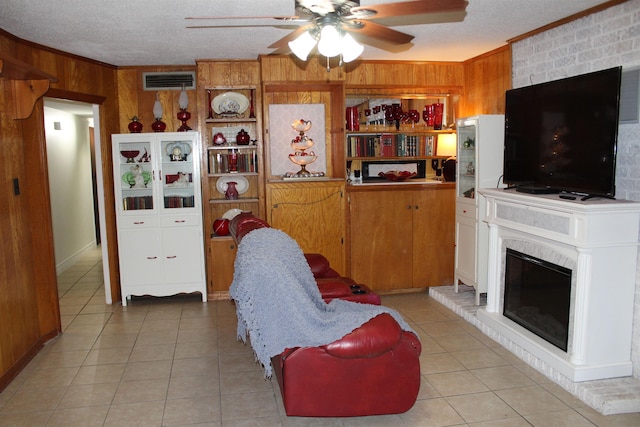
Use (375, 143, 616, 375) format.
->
(43, 98, 111, 303)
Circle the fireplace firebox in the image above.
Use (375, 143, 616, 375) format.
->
(504, 248, 571, 352)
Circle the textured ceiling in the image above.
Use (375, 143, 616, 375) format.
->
(0, 0, 610, 66)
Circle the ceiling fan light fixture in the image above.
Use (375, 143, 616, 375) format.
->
(317, 24, 342, 58)
(288, 30, 317, 61)
(341, 33, 363, 63)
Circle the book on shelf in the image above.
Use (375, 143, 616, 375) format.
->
(164, 195, 195, 208)
(348, 133, 433, 158)
(123, 196, 153, 211)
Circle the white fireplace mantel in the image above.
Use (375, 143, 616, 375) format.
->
(478, 188, 640, 382)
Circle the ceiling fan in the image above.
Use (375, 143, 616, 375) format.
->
(187, 0, 468, 60)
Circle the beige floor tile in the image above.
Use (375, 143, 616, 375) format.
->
(433, 332, 486, 352)
(468, 416, 532, 426)
(0, 410, 52, 427)
(220, 370, 274, 395)
(450, 347, 509, 370)
(104, 400, 165, 427)
(399, 396, 466, 426)
(129, 343, 176, 362)
(471, 365, 537, 390)
(21, 366, 80, 389)
(404, 309, 451, 323)
(58, 382, 119, 408)
(46, 404, 109, 427)
(113, 378, 169, 404)
(419, 352, 466, 375)
(177, 327, 218, 344)
(525, 408, 597, 426)
(72, 363, 126, 385)
(417, 377, 442, 400)
(174, 340, 218, 359)
(221, 390, 279, 421)
(135, 331, 179, 346)
(1, 386, 67, 412)
(171, 357, 219, 379)
(83, 346, 132, 365)
(495, 385, 569, 415)
(35, 349, 88, 369)
(91, 332, 138, 349)
(426, 370, 490, 397)
(163, 395, 222, 425)
(122, 359, 172, 381)
(167, 375, 220, 399)
(420, 320, 470, 337)
(446, 391, 519, 423)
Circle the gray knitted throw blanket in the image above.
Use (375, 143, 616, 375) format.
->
(229, 227, 414, 377)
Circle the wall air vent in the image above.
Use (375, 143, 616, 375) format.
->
(143, 71, 195, 91)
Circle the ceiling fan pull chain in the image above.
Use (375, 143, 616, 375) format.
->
(326, 56, 330, 73)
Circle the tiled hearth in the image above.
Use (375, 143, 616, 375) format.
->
(430, 285, 640, 415)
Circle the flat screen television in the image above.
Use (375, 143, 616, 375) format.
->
(503, 67, 622, 199)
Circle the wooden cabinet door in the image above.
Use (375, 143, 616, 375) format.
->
(349, 190, 413, 290)
(267, 181, 345, 274)
(208, 237, 237, 296)
(413, 188, 456, 287)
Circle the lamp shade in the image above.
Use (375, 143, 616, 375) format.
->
(289, 31, 317, 61)
(317, 25, 342, 58)
(437, 133, 457, 157)
(179, 89, 189, 110)
(341, 33, 363, 63)
(153, 93, 163, 119)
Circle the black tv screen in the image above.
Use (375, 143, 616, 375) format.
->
(503, 67, 622, 198)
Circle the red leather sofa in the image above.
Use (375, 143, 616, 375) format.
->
(228, 213, 422, 417)
(229, 212, 381, 305)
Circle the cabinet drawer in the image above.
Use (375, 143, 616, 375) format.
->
(161, 214, 201, 228)
(118, 215, 159, 229)
(456, 203, 477, 220)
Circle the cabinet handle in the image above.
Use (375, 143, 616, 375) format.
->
(463, 210, 467, 213)
(146, 256, 157, 259)
(166, 255, 177, 259)
(174, 220, 186, 223)
(134, 221, 145, 225)
(415, 205, 419, 210)
(407, 205, 412, 209)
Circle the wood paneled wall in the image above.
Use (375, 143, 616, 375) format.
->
(461, 45, 512, 117)
(0, 30, 119, 391)
(117, 66, 197, 133)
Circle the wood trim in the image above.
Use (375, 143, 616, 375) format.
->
(0, 339, 43, 392)
(508, 0, 628, 44)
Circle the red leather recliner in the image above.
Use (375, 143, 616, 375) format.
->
(229, 212, 381, 305)
(228, 213, 421, 417)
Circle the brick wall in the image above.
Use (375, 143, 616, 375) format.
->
(511, 0, 640, 378)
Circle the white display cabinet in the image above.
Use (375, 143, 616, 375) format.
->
(112, 131, 206, 305)
(454, 115, 504, 304)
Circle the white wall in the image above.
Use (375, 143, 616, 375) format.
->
(511, 0, 640, 377)
(44, 106, 97, 273)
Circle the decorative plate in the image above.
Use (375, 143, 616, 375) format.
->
(222, 208, 244, 220)
(212, 92, 249, 115)
(216, 175, 249, 195)
(165, 142, 192, 161)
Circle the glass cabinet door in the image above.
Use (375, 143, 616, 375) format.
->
(160, 138, 197, 211)
(457, 124, 476, 199)
(115, 139, 154, 211)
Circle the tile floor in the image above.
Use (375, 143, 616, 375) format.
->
(1, 246, 640, 426)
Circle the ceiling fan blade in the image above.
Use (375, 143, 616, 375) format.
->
(185, 15, 300, 20)
(268, 24, 314, 49)
(350, 0, 468, 20)
(348, 20, 415, 45)
(187, 24, 300, 29)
